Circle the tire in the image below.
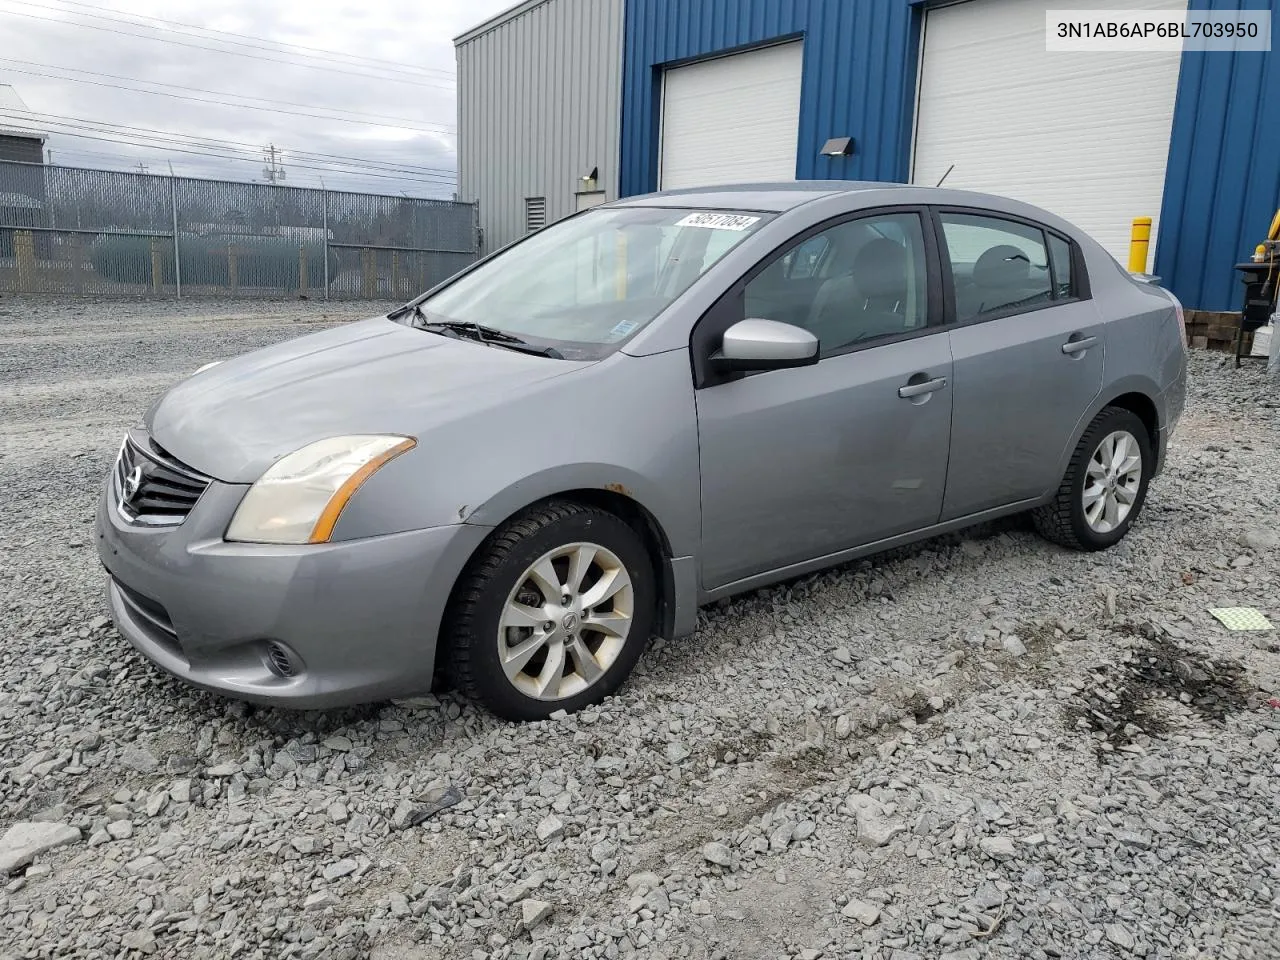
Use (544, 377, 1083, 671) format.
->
(1032, 406, 1153, 551)
(442, 500, 656, 721)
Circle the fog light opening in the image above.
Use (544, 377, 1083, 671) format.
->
(264, 641, 299, 678)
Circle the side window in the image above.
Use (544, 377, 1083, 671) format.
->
(939, 213, 1053, 322)
(742, 212, 929, 357)
(782, 235, 830, 279)
(1047, 232, 1074, 299)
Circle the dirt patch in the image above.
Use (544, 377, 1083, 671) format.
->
(1069, 632, 1252, 750)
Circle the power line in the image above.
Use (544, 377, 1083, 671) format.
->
(0, 6, 456, 89)
(1, 107, 460, 177)
(13, 114, 458, 184)
(30, 0, 456, 81)
(34, 126, 458, 187)
(4, 111, 458, 181)
(0, 58, 456, 133)
(48, 146, 430, 192)
(0, 66, 457, 136)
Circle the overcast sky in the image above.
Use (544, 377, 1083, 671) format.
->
(0, 0, 516, 197)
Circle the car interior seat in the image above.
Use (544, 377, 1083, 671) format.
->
(966, 243, 1053, 317)
(806, 237, 913, 350)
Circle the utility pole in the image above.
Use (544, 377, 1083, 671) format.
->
(134, 161, 149, 174)
(262, 144, 287, 184)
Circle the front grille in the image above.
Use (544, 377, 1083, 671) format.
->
(114, 432, 211, 526)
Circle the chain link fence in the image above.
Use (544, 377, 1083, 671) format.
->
(0, 160, 478, 299)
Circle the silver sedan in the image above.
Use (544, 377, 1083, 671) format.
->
(96, 182, 1187, 720)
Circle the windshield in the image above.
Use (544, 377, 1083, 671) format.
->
(412, 206, 774, 359)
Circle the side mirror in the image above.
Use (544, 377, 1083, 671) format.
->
(712, 318, 820, 372)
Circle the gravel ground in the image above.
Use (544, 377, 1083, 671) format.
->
(1, 296, 1278, 960)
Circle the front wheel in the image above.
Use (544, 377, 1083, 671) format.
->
(442, 501, 655, 721)
(1032, 406, 1152, 551)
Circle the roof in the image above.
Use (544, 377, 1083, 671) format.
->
(454, 0, 553, 44)
(612, 180, 916, 213)
(0, 85, 48, 141)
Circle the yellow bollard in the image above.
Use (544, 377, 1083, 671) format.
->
(1127, 217, 1152, 273)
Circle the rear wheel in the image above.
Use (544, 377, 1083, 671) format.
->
(443, 501, 655, 721)
(1032, 406, 1152, 551)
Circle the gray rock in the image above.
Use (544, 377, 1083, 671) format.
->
(0, 822, 81, 873)
(536, 814, 564, 843)
(323, 859, 358, 881)
(120, 929, 157, 954)
(1002, 635, 1028, 656)
(702, 841, 733, 866)
(1105, 922, 1136, 951)
(106, 820, 133, 840)
(520, 898, 553, 930)
(625, 871, 662, 891)
(978, 836, 1018, 860)
(120, 747, 159, 773)
(1240, 527, 1280, 551)
(304, 891, 339, 912)
(841, 898, 881, 925)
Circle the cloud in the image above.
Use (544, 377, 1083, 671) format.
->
(0, 0, 515, 197)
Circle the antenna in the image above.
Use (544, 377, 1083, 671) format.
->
(934, 164, 955, 188)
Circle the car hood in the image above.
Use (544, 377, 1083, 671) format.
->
(147, 316, 588, 483)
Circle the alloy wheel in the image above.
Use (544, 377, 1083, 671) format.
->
(497, 541, 634, 701)
(1082, 430, 1143, 534)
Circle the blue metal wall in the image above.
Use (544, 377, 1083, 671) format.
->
(621, 0, 1277, 311)
(620, 0, 920, 197)
(1157, 0, 1280, 311)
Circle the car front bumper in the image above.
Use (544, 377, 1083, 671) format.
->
(95, 476, 490, 709)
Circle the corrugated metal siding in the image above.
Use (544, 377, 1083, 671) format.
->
(0, 135, 44, 165)
(1157, 0, 1280, 311)
(620, 0, 919, 197)
(456, 0, 623, 253)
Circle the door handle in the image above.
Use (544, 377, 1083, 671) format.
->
(898, 376, 947, 399)
(1061, 335, 1098, 355)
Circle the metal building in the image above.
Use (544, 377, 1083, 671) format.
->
(455, 0, 624, 254)
(457, 0, 1278, 311)
(0, 85, 47, 165)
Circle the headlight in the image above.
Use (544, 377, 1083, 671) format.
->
(226, 435, 416, 544)
(194, 360, 222, 375)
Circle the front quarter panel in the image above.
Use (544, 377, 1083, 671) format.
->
(329, 350, 701, 558)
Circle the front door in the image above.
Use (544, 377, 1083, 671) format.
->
(694, 210, 954, 591)
(935, 210, 1105, 519)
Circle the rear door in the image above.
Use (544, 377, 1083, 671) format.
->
(937, 209, 1104, 520)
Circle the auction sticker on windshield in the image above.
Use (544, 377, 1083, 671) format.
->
(675, 212, 762, 231)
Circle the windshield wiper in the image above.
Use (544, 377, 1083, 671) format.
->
(406, 312, 564, 359)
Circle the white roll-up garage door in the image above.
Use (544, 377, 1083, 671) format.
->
(911, 0, 1184, 264)
(660, 41, 804, 190)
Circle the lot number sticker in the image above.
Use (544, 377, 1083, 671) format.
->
(675, 212, 761, 231)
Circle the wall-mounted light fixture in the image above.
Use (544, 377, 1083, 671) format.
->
(819, 137, 854, 157)
(579, 166, 599, 190)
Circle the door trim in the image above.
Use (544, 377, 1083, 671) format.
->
(700, 495, 1042, 603)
